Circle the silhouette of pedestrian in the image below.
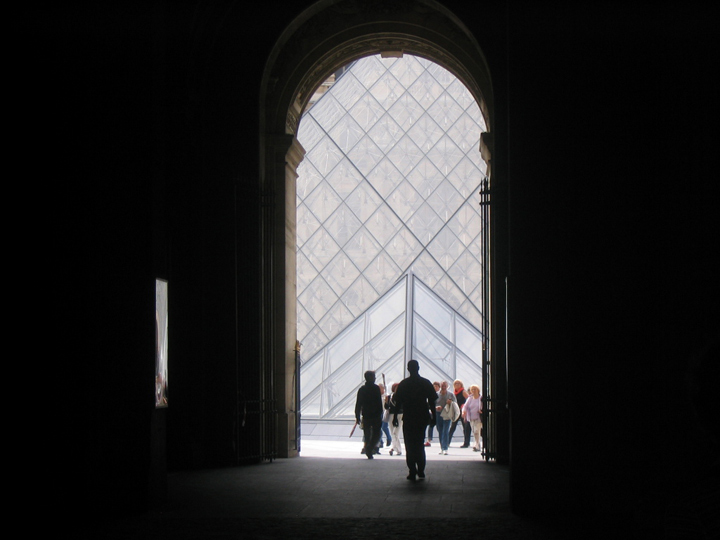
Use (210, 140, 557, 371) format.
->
(391, 360, 437, 480)
(355, 370, 383, 459)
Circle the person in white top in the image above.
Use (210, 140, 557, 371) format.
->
(462, 384, 483, 452)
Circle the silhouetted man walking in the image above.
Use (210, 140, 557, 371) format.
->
(355, 370, 383, 459)
(391, 360, 437, 480)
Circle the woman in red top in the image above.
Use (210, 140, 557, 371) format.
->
(449, 379, 471, 448)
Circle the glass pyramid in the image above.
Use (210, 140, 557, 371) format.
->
(297, 54, 488, 419)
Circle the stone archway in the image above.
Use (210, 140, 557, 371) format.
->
(260, 0, 495, 457)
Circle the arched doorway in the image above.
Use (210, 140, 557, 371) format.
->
(259, 0, 503, 461)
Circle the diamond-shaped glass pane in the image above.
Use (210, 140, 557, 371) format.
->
(387, 227, 422, 271)
(366, 278, 406, 341)
(427, 92, 464, 130)
(296, 203, 321, 248)
(324, 203, 363, 247)
(301, 387, 322, 417)
(409, 252, 445, 289)
(447, 78, 476, 110)
(304, 227, 341, 271)
(328, 113, 365, 152)
(325, 158, 363, 199)
(304, 180, 342, 223)
(319, 300, 355, 342)
(387, 93, 423, 130)
(427, 62, 455, 88)
(367, 114, 403, 153)
(341, 275, 379, 317)
(455, 349, 483, 389)
(407, 157, 443, 198)
(296, 251, 318, 295)
(297, 116, 325, 154)
(447, 203, 481, 247)
(309, 93, 347, 131)
(456, 316, 482, 358)
(365, 317, 405, 370)
(387, 135, 423, 175)
(369, 71, 404, 108)
(300, 351, 324, 397)
(447, 112, 481, 152)
(407, 114, 443, 152)
(352, 56, 386, 89)
(414, 279, 452, 338)
(322, 252, 361, 296)
(387, 179, 423, 222)
(345, 180, 383, 223)
(413, 317, 453, 374)
(344, 227, 382, 272)
(408, 71, 444, 109)
(427, 227, 464, 270)
(364, 251, 402, 295)
(299, 276, 339, 321)
(326, 316, 365, 374)
(347, 135, 383, 174)
(307, 137, 344, 175)
(365, 204, 403, 247)
(426, 180, 463, 222)
(447, 157, 482, 198)
(427, 135, 463, 174)
(432, 274, 465, 311)
(466, 101, 487, 130)
(448, 250, 482, 294)
(458, 300, 483, 330)
(296, 160, 324, 201)
(407, 202, 443, 245)
(300, 325, 328, 360)
(330, 72, 365, 111)
(349, 92, 384, 130)
(389, 54, 424, 86)
(323, 353, 362, 415)
(367, 158, 403, 199)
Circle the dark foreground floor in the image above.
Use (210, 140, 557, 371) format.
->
(77, 441, 668, 540)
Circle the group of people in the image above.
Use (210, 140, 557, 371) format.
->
(354, 360, 483, 481)
(424, 380, 483, 454)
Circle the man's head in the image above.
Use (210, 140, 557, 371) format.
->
(407, 360, 419, 374)
(441, 381, 449, 392)
(364, 370, 376, 383)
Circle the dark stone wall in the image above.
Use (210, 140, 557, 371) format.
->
(28, 0, 718, 527)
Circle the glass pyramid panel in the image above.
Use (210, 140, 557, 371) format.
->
(326, 316, 365, 375)
(455, 349, 484, 390)
(364, 316, 405, 371)
(322, 350, 363, 416)
(297, 55, 489, 418)
(324, 203, 363, 248)
(340, 275, 379, 317)
(300, 351, 324, 397)
(309, 92, 347, 130)
(322, 251, 362, 296)
(413, 317, 453, 375)
(366, 278, 406, 341)
(456, 316, 482, 359)
(325, 158, 363, 199)
(411, 349, 452, 385)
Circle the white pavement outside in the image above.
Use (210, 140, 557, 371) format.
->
(300, 438, 485, 461)
(299, 421, 485, 461)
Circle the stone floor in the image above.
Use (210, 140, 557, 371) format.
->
(76, 432, 661, 539)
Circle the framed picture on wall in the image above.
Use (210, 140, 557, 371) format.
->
(155, 278, 168, 408)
